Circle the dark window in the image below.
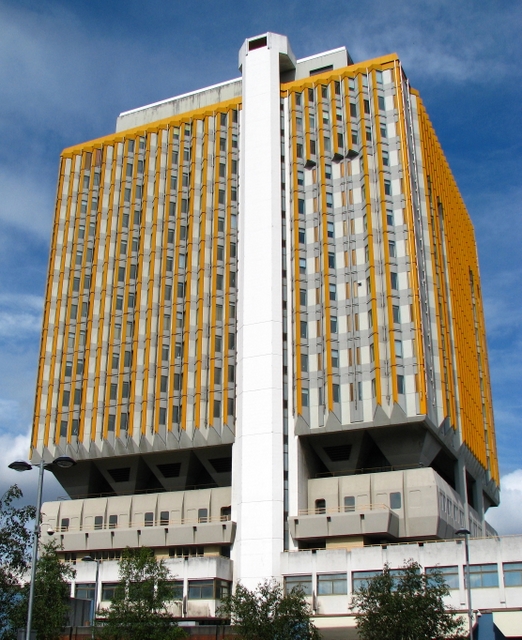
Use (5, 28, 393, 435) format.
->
(188, 579, 214, 599)
(144, 512, 154, 527)
(108, 515, 118, 529)
(344, 496, 355, 512)
(94, 516, 103, 530)
(315, 499, 326, 514)
(160, 511, 169, 526)
(60, 518, 70, 532)
(390, 492, 402, 509)
(198, 508, 208, 523)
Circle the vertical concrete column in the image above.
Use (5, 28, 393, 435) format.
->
(232, 33, 295, 588)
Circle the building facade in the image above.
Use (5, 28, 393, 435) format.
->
(33, 32, 502, 631)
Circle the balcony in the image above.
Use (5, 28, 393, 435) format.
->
(289, 504, 399, 542)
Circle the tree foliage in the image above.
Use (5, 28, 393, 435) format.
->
(10, 540, 76, 640)
(219, 580, 320, 640)
(99, 547, 185, 640)
(352, 560, 466, 640)
(0, 485, 36, 640)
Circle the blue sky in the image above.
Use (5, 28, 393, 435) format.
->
(0, 0, 520, 532)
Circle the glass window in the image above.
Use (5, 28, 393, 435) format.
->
(160, 511, 169, 526)
(284, 575, 312, 596)
(315, 499, 326, 514)
(101, 583, 119, 601)
(504, 562, 522, 587)
(470, 564, 499, 588)
(76, 583, 95, 601)
(352, 570, 380, 592)
(332, 349, 339, 368)
(144, 512, 154, 527)
(384, 179, 392, 195)
(395, 340, 403, 358)
(299, 228, 306, 244)
(94, 516, 103, 530)
(108, 515, 118, 529)
(390, 272, 398, 290)
(426, 566, 459, 590)
(328, 252, 335, 269)
(188, 579, 214, 599)
(327, 221, 334, 238)
(317, 573, 347, 595)
(167, 580, 184, 600)
(301, 388, 309, 407)
(390, 492, 402, 509)
(344, 496, 355, 512)
(392, 305, 400, 323)
(331, 316, 338, 333)
(397, 375, 405, 395)
(198, 508, 208, 523)
(60, 518, 70, 532)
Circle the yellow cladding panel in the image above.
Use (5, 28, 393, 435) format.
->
(415, 97, 498, 484)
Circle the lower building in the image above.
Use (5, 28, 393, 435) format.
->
(55, 533, 522, 638)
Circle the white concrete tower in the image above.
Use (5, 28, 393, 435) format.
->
(232, 33, 296, 588)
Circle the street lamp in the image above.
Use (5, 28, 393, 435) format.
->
(8, 455, 76, 640)
(456, 527, 473, 640)
(81, 555, 101, 639)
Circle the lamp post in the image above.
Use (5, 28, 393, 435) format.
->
(456, 527, 473, 640)
(8, 455, 76, 640)
(81, 555, 101, 639)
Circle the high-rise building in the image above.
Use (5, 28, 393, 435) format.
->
(33, 32, 499, 619)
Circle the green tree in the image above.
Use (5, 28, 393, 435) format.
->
(10, 540, 76, 640)
(219, 580, 320, 640)
(352, 560, 466, 640)
(0, 485, 36, 640)
(99, 547, 186, 640)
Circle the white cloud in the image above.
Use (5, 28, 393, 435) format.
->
(486, 470, 522, 535)
(0, 428, 64, 509)
(0, 293, 43, 340)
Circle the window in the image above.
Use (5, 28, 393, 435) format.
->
(330, 316, 338, 333)
(365, 126, 372, 141)
(167, 581, 184, 600)
(300, 321, 308, 339)
(188, 580, 214, 599)
(298, 198, 305, 214)
(301, 354, 308, 372)
(389, 240, 396, 258)
(380, 124, 387, 138)
(299, 227, 306, 244)
(317, 573, 347, 595)
(108, 514, 118, 529)
(221, 506, 232, 521)
(60, 518, 70, 532)
(76, 583, 95, 601)
(364, 99, 370, 114)
(382, 150, 389, 166)
(315, 498, 326, 514)
(384, 179, 392, 196)
(301, 388, 309, 407)
(426, 566, 459, 590)
(299, 258, 306, 274)
(198, 508, 208, 523)
(328, 252, 335, 269)
(470, 564, 499, 588)
(284, 575, 312, 596)
(300, 289, 307, 306)
(397, 374, 405, 395)
(350, 102, 357, 118)
(391, 272, 398, 290)
(160, 511, 169, 526)
(332, 349, 339, 368)
(297, 170, 304, 186)
(101, 583, 119, 602)
(332, 383, 340, 403)
(504, 562, 522, 587)
(327, 221, 334, 238)
(378, 95, 385, 111)
(144, 512, 154, 527)
(344, 496, 355, 512)
(94, 516, 103, 530)
(390, 492, 402, 509)
(216, 580, 231, 599)
(352, 571, 380, 591)
(329, 284, 336, 301)
(392, 305, 400, 323)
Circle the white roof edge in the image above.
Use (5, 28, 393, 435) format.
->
(296, 46, 348, 65)
(118, 76, 242, 118)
